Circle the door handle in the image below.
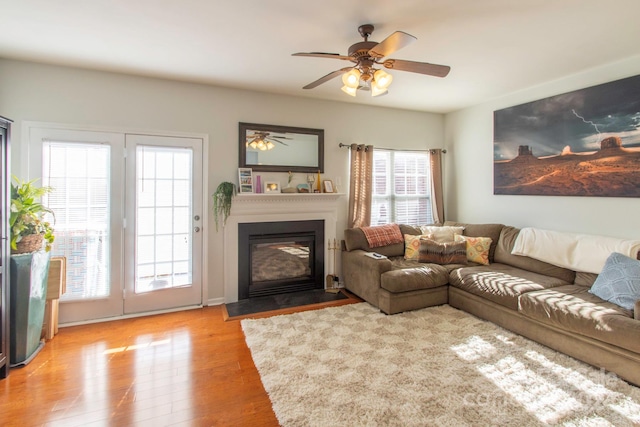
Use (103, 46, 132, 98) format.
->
(194, 226, 201, 232)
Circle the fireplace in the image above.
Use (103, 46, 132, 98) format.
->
(238, 220, 324, 299)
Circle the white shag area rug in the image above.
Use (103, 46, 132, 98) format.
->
(241, 303, 640, 426)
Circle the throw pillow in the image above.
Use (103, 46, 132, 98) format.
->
(360, 224, 404, 248)
(404, 234, 433, 260)
(419, 225, 465, 243)
(418, 238, 468, 265)
(589, 252, 640, 311)
(455, 234, 492, 265)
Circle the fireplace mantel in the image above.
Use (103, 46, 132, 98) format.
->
(223, 193, 344, 302)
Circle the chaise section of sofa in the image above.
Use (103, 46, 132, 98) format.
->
(342, 225, 450, 314)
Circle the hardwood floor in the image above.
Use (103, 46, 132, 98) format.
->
(0, 293, 360, 427)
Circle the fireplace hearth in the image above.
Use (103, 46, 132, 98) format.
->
(238, 220, 324, 299)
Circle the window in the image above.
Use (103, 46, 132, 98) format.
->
(371, 150, 432, 226)
(43, 142, 111, 301)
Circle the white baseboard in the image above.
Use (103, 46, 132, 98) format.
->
(207, 297, 225, 306)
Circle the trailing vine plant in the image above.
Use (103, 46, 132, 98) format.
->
(213, 181, 236, 231)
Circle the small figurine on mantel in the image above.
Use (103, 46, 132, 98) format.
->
(282, 171, 297, 193)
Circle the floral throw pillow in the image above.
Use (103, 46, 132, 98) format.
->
(455, 234, 492, 265)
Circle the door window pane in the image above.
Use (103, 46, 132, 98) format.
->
(135, 146, 193, 293)
(43, 142, 111, 301)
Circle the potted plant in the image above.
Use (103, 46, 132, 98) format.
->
(10, 177, 55, 253)
(213, 181, 236, 231)
(8, 177, 56, 366)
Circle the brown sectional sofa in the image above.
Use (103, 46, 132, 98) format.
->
(342, 222, 640, 386)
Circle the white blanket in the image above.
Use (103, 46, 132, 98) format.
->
(511, 227, 640, 274)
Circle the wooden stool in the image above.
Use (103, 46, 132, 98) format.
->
(42, 257, 66, 340)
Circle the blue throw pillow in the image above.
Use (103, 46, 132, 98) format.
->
(589, 252, 640, 311)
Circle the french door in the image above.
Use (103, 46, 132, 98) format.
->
(123, 134, 203, 314)
(28, 126, 203, 323)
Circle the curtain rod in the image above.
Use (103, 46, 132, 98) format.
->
(338, 143, 446, 153)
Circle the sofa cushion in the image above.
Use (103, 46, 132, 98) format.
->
(455, 234, 492, 265)
(360, 224, 404, 248)
(519, 285, 640, 353)
(419, 225, 464, 242)
(381, 259, 449, 293)
(444, 222, 503, 263)
(589, 252, 640, 311)
(449, 263, 570, 310)
(404, 234, 432, 261)
(344, 227, 404, 258)
(494, 226, 576, 283)
(419, 239, 468, 265)
(344, 224, 425, 258)
(574, 271, 598, 287)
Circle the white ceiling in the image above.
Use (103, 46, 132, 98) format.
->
(1, 0, 640, 113)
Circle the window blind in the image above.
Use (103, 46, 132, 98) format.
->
(371, 149, 432, 226)
(43, 142, 111, 301)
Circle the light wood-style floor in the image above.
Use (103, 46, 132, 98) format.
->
(0, 295, 358, 427)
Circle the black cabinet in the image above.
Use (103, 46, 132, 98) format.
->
(0, 116, 11, 379)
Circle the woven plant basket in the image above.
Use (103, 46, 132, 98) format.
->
(14, 233, 44, 254)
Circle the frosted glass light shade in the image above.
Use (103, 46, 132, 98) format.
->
(373, 69, 393, 89)
(341, 85, 357, 96)
(342, 69, 361, 88)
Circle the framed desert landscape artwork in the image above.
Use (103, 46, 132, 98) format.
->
(493, 74, 640, 197)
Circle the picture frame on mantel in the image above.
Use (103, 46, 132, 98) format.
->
(323, 180, 335, 193)
(264, 182, 280, 193)
(238, 168, 253, 194)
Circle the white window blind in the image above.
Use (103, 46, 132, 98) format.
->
(43, 142, 111, 301)
(371, 150, 432, 226)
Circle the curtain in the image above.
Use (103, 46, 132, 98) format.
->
(348, 144, 374, 228)
(429, 149, 445, 224)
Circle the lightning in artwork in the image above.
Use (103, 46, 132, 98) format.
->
(571, 109, 602, 143)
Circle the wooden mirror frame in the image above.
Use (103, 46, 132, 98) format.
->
(239, 122, 324, 173)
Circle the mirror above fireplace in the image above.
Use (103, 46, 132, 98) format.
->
(239, 122, 324, 173)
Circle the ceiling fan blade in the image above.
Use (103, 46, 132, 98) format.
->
(302, 67, 353, 89)
(268, 137, 290, 146)
(383, 59, 451, 77)
(292, 52, 353, 61)
(368, 31, 416, 59)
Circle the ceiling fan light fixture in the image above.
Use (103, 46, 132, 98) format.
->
(371, 84, 388, 97)
(342, 68, 361, 88)
(266, 141, 275, 150)
(341, 85, 357, 97)
(249, 140, 259, 149)
(373, 69, 393, 89)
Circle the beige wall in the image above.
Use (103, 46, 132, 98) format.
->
(444, 55, 640, 240)
(0, 59, 444, 303)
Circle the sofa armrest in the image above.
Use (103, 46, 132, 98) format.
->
(635, 300, 640, 321)
(342, 249, 393, 306)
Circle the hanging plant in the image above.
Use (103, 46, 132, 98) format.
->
(213, 181, 236, 231)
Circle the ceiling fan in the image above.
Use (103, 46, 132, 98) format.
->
(246, 131, 291, 151)
(292, 24, 451, 97)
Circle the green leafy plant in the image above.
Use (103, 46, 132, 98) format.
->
(213, 181, 236, 231)
(10, 176, 55, 252)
